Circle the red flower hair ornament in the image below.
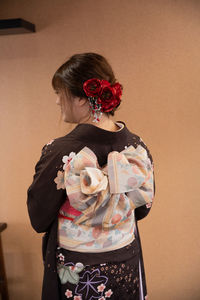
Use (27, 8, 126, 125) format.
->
(83, 78, 122, 122)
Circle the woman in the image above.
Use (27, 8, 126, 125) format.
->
(27, 53, 155, 300)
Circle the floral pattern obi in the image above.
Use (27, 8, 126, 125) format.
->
(55, 145, 154, 252)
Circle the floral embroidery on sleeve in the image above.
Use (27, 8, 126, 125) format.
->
(54, 152, 76, 190)
(46, 139, 55, 146)
(62, 152, 76, 170)
(54, 170, 65, 190)
(146, 203, 152, 209)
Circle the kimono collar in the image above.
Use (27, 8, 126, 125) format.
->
(68, 121, 129, 144)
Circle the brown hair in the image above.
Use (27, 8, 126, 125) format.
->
(52, 53, 121, 116)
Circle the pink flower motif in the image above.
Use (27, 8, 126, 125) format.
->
(65, 289, 72, 298)
(58, 253, 64, 261)
(105, 289, 113, 298)
(54, 171, 65, 190)
(98, 297, 105, 300)
(62, 152, 76, 170)
(146, 203, 152, 208)
(46, 139, 54, 146)
(97, 283, 106, 292)
(74, 296, 82, 300)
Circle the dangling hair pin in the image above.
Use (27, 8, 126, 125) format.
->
(83, 78, 122, 122)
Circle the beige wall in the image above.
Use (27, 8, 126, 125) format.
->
(0, 0, 200, 299)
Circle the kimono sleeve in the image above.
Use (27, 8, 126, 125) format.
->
(27, 142, 66, 233)
(135, 173, 155, 220)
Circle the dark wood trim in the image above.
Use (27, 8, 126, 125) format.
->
(0, 223, 9, 300)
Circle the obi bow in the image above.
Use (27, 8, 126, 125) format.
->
(60, 145, 154, 227)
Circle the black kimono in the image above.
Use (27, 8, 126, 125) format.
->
(27, 122, 154, 300)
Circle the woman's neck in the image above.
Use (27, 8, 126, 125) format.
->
(79, 114, 120, 132)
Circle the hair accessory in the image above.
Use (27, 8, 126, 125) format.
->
(83, 78, 122, 122)
(88, 96, 102, 123)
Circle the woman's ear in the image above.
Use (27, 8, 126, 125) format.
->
(78, 97, 88, 107)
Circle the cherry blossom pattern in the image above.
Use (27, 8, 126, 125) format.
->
(75, 269, 108, 299)
(62, 152, 76, 170)
(46, 139, 55, 146)
(74, 296, 82, 300)
(105, 289, 113, 298)
(57, 253, 65, 262)
(98, 297, 105, 300)
(146, 203, 152, 209)
(97, 283, 106, 292)
(54, 170, 65, 190)
(65, 289, 73, 298)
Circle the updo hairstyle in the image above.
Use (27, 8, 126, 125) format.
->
(52, 53, 121, 116)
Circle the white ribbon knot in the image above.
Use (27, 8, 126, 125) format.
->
(80, 167, 108, 195)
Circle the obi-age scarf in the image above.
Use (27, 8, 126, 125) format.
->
(58, 145, 154, 252)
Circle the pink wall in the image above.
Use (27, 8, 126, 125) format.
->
(0, 0, 200, 299)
